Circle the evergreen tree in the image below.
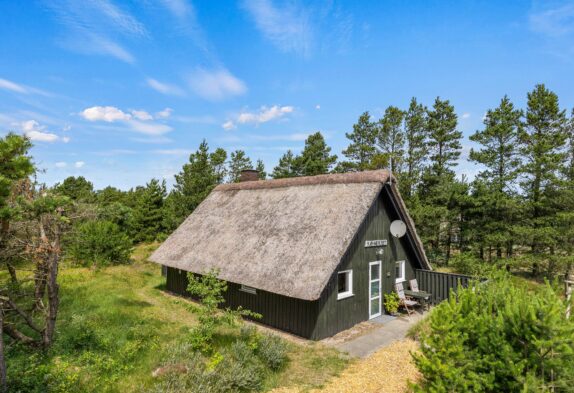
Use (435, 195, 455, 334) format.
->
(168, 140, 219, 229)
(342, 111, 377, 171)
(272, 150, 299, 179)
(228, 150, 253, 183)
(469, 96, 523, 260)
(54, 176, 95, 202)
(210, 148, 228, 184)
(470, 96, 522, 193)
(426, 97, 462, 179)
(415, 98, 462, 264)
(296, 132, 337, 176)
(518, 84, 568, 258)
(376, 106, 405, 174)
(255, 159, 267, 179)
(403, 98, 428, 199)
(133, 178, 166, 242)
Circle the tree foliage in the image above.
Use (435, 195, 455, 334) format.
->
(414, 274, 574, 392)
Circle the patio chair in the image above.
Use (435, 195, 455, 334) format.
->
(409, 278, 431, 310)
(395, 282, 419, 317)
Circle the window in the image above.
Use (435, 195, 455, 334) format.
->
(240, 284, 257, 295)
(395, 260, 406, 283)
(337, 270, 353, 300)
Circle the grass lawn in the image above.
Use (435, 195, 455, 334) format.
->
(7, 243, 348, 392)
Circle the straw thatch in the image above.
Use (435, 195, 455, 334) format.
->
(150, 170, 430, 301)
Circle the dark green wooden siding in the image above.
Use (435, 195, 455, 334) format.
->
(311, 186, 423, 339)
(165, 266, 319, 338)
(415, 269, 473, 304)
(164, 184, 428, 340)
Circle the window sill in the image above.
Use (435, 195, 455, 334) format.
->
(395, 279, 406, 284)
(337, 293, 354, 300)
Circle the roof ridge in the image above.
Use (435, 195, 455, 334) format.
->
(215, 169, 392, 191)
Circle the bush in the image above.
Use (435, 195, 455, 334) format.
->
(413, 273, 574, 392)
(449, 252, 490, 276)
(256, 334, 288, 371)
(67, 220, 132, 267)
(383, 291, 399, 314)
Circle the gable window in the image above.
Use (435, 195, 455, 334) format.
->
(395, 260, 406, 283)
(337, 270, 353, 300)
(240, 284, 257, 295)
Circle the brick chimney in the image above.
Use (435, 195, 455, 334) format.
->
(239, 169, 259, 182)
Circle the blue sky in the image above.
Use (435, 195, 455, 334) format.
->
(1, 0, 573, 190)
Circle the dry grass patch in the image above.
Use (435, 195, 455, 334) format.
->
(271, 339, 420, 393)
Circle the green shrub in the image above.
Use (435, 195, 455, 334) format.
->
(256, 334, 288, 371)
(449, 252, 490, 276)
(67, 220, 132, 267)
(383, 291, 399, 314)
(413, 273, 574, 392)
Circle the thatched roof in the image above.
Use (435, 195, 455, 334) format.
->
(150, 170, 430, 301)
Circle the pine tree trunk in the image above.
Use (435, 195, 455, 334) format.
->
(0, 311, 6, 393)
(41, 215, 61, 348)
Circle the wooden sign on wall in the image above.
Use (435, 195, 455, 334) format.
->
(364, 240, 387, 248)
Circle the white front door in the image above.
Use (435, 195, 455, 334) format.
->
(369, 261, 382, 319)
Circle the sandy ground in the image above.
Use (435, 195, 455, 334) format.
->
(271, 339, 420, 393)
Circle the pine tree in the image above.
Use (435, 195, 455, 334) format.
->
(133, 178, 166, 242)
(255, 159, 267, 179)
(470, 96, 522, 193)
(403, 98, 428, 199)
(228, 150, 253, 183)
(342, 111, 377, 171)
(168, 140, 218, 228)
(469, 96, 523, 260)
(519, 84, 568, 258)
(376, 106, 405, 174)
(426, 97, 462, 179)
(54, 176, 95, 202)
(210, 148, 228, 184)
(272, 150, 299, 179)
(296, 132, 337, 176)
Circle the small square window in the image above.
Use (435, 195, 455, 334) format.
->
(240, 284, 257, 294)
(395, 260, 406, 283)
(337, 270, 353, 300)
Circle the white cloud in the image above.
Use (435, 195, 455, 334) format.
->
(146, 78, 185, 96)
(160, 0, 192, 19)
(21, 120, 60, 142)
(62, 136, 71, 143)
(81, 106, 132, 122)
(55, 162, 67, 168)
(530, 4, 574, 37)
(129, 121, 172, 136)
(155, 108, 173, 119)
(238, 105, 294, 125)
(80, 106, 173, 135)
(0, 78, 51, 96)
(242, 0, 312, 56)
(462, 112, 470, 119)
(187, 68, 247, 101)
(45, 0, 143, 63)
(222, 120, 236, 130)
(315, 104, 321, 110)
(131, 109, 153, 121)
(74, 161, 85, 168)
(0, 78, 27, 94)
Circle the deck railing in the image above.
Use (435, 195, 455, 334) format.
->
(414, 269, 474, 304)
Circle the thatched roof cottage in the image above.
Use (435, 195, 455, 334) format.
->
(150, 169, 431, 340)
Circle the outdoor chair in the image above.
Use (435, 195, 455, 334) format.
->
(395, 282, 419, 317)
(409, 279, 431, 310)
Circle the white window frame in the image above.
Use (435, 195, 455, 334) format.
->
(395, 260, 406, 283)
(240, 284, 257, 295)
(337, 270, 354, 300)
